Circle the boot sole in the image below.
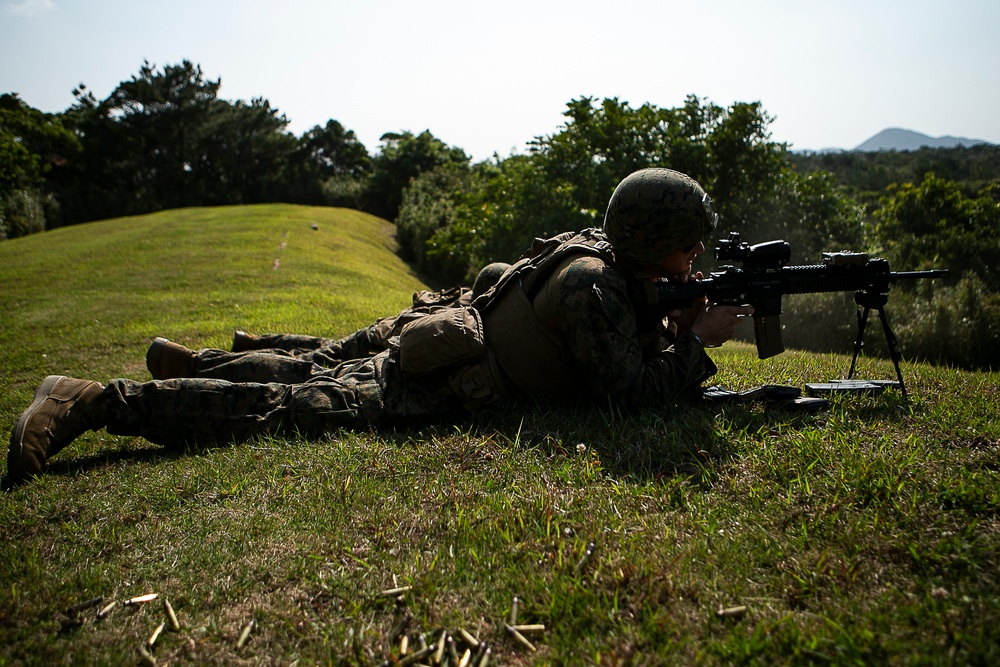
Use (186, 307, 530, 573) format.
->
(8, 375, 66, 479)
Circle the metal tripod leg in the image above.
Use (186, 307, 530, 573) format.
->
(849, 291, 910, 404)
(876, 306, 909, 403)
(848, 305, 871, 380)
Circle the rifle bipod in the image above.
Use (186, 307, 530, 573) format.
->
(848, 290, 909, 404)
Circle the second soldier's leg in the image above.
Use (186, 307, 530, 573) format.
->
(193, 349, 327, 384)
(232, 332, 331, 352)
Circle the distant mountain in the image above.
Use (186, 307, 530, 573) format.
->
(854, 128, 990, 152)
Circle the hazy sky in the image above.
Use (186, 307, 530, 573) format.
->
(2, 0, 998, 161)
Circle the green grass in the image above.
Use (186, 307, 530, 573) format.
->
(1, 206, 998, 666)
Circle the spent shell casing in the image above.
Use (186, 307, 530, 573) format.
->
(65, 596, 104, 616)
(478, 647, 491, 667)
(434, 631, 447, 664)
(511, 624, 546, 634)
(147, 622, 165, 648)
(505, 624, 536, 652)
(163, 598, 180, 631)
(458, 628, 479, 648)
(125, 593, 159, 606)
(236, 619, 255, 649)
(458, 648, 472, 667)
(97, 600, 118, 619)
(509, 595, 519, 625)
(447, 635, 460, 665)
(398, 644, 436, 667)
(137, 645, 157, 666)
(715, 605, 747, 618)
(379, 585, 413, 597)
(400, 634, 410, 655)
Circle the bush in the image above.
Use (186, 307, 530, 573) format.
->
(0, 188, 46, 240)
(766, 277, 999, 370)
(320, 175, 367, 209)
(893, 274, 1000, 369)
(395, 165, 467, 272)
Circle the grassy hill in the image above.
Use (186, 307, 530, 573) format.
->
(1, 206, 998, 665)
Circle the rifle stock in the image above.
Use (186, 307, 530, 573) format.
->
(630, 232, 949, 359)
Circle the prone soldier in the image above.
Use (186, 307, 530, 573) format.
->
(144, 263, 513, 384)
(8, 168, 753, 482)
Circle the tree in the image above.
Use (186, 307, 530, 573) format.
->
(296, 120, 371, 179)
(395, 162, 470, 273)
(199, 97, 298, 206)
(527, 96, 789, 244)
(0, 93, 79, 237)
(872, 173, 1000, 290)
(289, 120, 371, 206)
(55, 61, 300, 224)
(364, 130, 468, 221)
(423, 154, 588, 282)
(704, 101, 787, 240)
(529, 97, 676, 216)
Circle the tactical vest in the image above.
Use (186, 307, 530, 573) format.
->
(473, 228, 618, 401)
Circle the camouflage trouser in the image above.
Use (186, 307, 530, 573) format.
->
(104, 349, 460, 449)
(231, 284, 479, 366)
(223, 311, 429, 371)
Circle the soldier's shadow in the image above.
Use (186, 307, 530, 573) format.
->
(469, 394, 870, 485)
(2, 443, 186, 490)
(4, 391, 910, 491)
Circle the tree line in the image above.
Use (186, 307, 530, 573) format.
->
(3, 61, 999, 368)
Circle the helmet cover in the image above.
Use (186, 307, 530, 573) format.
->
(603, 168, 718, 269)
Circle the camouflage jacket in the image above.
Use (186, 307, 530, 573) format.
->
(476, 228, 716, 408)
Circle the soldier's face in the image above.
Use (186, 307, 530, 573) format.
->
(652, 241, 705, 279)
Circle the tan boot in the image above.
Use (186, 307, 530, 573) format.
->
(7, 375, 107, 482)
(231, 330, 259, 352)
(146, 337, 197, 379)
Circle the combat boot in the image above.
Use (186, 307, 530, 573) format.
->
(8, 375, 107, 482)
(231, 330, 259, 352)
(146, 337, 197, 379)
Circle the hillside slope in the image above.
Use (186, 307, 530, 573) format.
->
(0, 204, 427, 398)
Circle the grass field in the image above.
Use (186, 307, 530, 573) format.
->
(1, 206, 998, 666)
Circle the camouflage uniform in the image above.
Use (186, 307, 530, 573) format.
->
(475, 228, 715, 405)
(105, 351, 456, 449)
(101, 229, 715, 450)
(226, 286, 474, 366)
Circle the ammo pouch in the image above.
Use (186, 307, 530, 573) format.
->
(398, 306, 486, 376)
(410, 286, 472, 310)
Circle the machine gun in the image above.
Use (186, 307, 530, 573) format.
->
(630, 232, 949, 400)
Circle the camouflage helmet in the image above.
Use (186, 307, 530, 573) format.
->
(603, 168, 719, 269)
(472, 261, 511, 298)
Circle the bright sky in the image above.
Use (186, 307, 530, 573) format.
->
(2, 0, 998, 161)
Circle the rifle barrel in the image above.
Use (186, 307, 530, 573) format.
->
(892, 269, 950, 280)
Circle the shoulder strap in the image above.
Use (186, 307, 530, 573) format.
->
(473, 228, 615, 313)
(473, 229, 616, 400)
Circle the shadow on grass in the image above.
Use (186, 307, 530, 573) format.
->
(461, 396, 778, 484)
(2, 442, 185, 491)
(3, 388, 914, 492)
(468, 390, 915, 484)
